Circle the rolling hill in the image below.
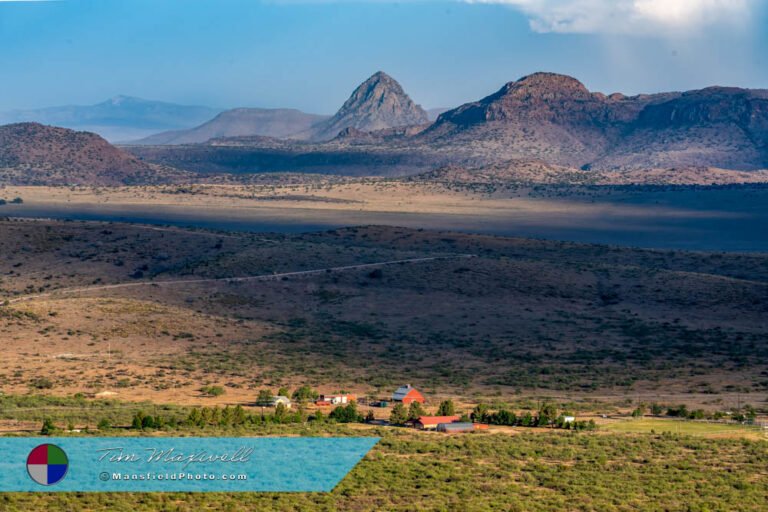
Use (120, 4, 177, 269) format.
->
(0, 123, 187, 185)
(134, 108, 329, 145)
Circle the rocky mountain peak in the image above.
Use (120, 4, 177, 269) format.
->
(501, 72, 592, 101)
(309, 71, 429, 141)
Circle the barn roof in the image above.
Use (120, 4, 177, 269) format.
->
(417, 415, 460, 426)
(438, 422, 475, 431)
(392, 384, 419, 400)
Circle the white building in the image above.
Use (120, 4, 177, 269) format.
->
(319, 394, 356, 405)
(270, 396, 292, 409)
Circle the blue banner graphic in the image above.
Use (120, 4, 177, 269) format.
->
(0, 437, 379, 492)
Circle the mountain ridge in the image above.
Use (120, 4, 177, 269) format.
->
(0, 96, 221, 142)
(133, 107, 329, 145)
(0, 123, 186, 185)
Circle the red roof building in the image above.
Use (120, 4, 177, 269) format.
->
(392, 384, 425, 404)
(415, 415, 461, 430)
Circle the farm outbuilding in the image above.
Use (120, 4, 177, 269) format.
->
(415, 415, 461, 430)
(316, 394, 356, 406)
(437, 422, 477, 433)
(270, 396, 292, 409)
(392, 384, 424, 404)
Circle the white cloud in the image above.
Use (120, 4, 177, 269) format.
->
(465, 0, 754, 34)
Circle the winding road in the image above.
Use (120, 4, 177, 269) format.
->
(7, 254, 473, 305)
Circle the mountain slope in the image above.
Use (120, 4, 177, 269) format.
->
(420, 72, 679, 168)
(306, 71, 429, 141)
(593, 87, 768, 170)
(0, 96, 221, 142)
(134, 108, 328, 145)
(0, 123, 183, 185)
(421, 72, 768, 171)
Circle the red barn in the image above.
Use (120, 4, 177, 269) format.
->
(392, 384, 424, 405)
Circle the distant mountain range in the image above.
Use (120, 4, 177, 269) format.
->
(0, 96, 222, 142)
(135, 108, 329, 145)
(126, 71, 768, 178)
(2, 71, 768, 185)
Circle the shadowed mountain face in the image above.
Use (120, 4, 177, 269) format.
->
(133, 108, 329, 145)
(422, 73, 768, 171)
(0, 96, 221, 142)
(0, 123, 184, 185)
(592, 87, 768, 170)
(306, 71, 429, 141)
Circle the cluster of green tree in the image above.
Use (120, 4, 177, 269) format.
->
(254, 385, 320, 406)
(636, 403, 758, 422)
(184, 404, 304, 427)
(0, 197, 23, 206)
(114, 405, 301, 431)
(328, 402, 362, 423)
(89, 400, 374, 433)
(471, 403, 596, 431)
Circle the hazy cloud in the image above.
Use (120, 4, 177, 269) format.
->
(465, 0, 755, 34)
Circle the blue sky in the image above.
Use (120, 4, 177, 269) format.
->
(1, 0, 767, 113)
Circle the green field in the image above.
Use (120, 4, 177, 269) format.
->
(2, 429, 767, 511)
(603, 418, 764, 439)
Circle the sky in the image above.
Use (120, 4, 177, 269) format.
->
(0, 0, 767, 113)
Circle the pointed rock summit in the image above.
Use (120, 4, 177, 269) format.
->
(310, 71, 429, 141)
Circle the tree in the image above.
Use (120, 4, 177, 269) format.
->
(97, 418, 111, 430)
(292, 385, 319, 403)
(187, 408, 203, 427)
(437, 400, 456, 417)
(472, 403, 490, 423)
(364, 410, 375, 423)
(233, 405, 247, 425)
(131, 411, 145, 430)
(274, 402, 288, 421)
(40, 418, 57, 436)
(330, 402, 360, 423)
(407, 401, 426, 421)
(650, 403, 664, 416)
(494, 409, 516, 426)
(277, 387, 290, 398)
(666, 405, 688, 418)
(537, 402, 558, 427)
(256, 389, 273, 406)
(390, 403, 408, 426)
(141, 415, 156, 429)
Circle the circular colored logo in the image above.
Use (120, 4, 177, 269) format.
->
(27, 444, 69, 486)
